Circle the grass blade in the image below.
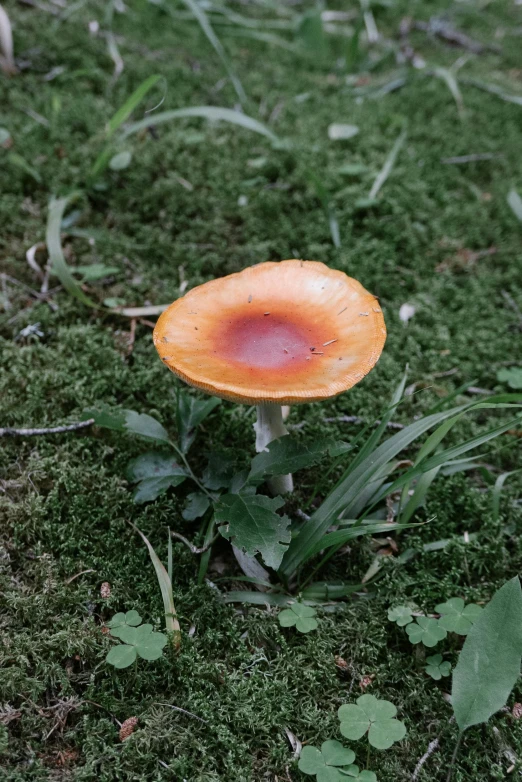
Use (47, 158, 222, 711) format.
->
(433, 66, 465, 120)
(180, 0, 247, 106)
(492, 469, 522, 521)
(306, 170, 341, 248)
(46, 194, 99, 308)
(122, 105, 279, 144)
(368, 128, 407, 201)
(107, 74, 163, 138)
(280, 398, 521, 577)
(128, 521, 181, 649)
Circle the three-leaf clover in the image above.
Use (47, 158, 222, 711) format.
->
(106, 610, 142, 638)
(435, 598, 482, 635)
(298, 740, 355, 782)
(497, 367, 522, 390)
(106, 624, 168, 669)
(425, 654, 452, 681)
(406, 617, 447, 648)
(387, 606, 414, 627)
(279, 603, 318, 633)
(338, 694, 406, 749)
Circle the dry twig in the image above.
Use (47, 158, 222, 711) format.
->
(0, 419, 94, 437)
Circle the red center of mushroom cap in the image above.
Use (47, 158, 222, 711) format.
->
(218, 313, 317, 370)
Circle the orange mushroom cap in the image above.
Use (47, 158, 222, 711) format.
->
(153, 260, 386, 404)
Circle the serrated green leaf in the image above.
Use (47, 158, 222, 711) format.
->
(215, 493, 291, 570)
(127, 452, 186, 482)
(127, 452, 187, 503)
(182, 492, 211, 521)
(406, 617, 447, 647)
(202, 450, 236, 490)
(106, 644, 137, 668)
(176, 393, 221, 452)
(83, 408, 169, 442)
(435, 598, 482, 635)
(124, 411, 170, 442)
(452, 576, 522, 731)
(133, 475, 186, 503)
(249, 437, 334, 481)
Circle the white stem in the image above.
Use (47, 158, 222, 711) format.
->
(254, 403, 294, 495)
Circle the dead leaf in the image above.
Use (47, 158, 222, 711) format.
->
(436, 246, 497, 273)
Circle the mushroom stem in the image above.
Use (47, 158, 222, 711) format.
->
(254, 403, 294, 495)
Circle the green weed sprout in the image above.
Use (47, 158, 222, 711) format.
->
(425, 654, 451, 680)
(278, 603, 318, 633)
(338, 695, 406, 750)
(106, 612, 167, 669)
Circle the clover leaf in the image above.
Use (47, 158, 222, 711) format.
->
(406, 616, 447, 648)
(338, 694, 406, 749)
(341, 766, 377, 781)
(387, 606, 413, 627)
(278, 603, 318, 634)
(425, 654, 452, 681)
(107, 610, 142, 638)
(435, 598, 482, 635)
(298, 741, 355, 782)
(497, 367, 522, 390)
(106, 623, 168, 669)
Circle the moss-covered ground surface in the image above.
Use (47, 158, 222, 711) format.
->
(2, 0, 522, 779)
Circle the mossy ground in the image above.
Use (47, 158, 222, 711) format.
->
(1, 0, 522, 779)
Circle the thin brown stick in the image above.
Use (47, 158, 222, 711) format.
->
(0, 419, 94, 437)
(412, 716, 455, 782)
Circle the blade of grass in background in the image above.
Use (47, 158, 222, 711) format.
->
(492, 469, 522, 521)
(367, 128, 407, 201)
(129, 521, 181, 649)
(306, 170, 341, 248)
(122, 105, 279, 143)
(179, 0, 247, 107)
(90, 74, 164, 181)
(46, 194, 100, 308)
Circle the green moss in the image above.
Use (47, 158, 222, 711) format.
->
(1, 0, 522, 779)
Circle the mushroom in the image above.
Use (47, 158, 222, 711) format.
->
(153, 260, 386, 495)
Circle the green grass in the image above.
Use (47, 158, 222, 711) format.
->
(1, 0, 522, 779)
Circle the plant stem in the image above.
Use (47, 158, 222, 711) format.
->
(366, 742, 371, 770)
(169, 440, 214, 500)
(446, 732, 463, 782)
(254, 403, 293, 495)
